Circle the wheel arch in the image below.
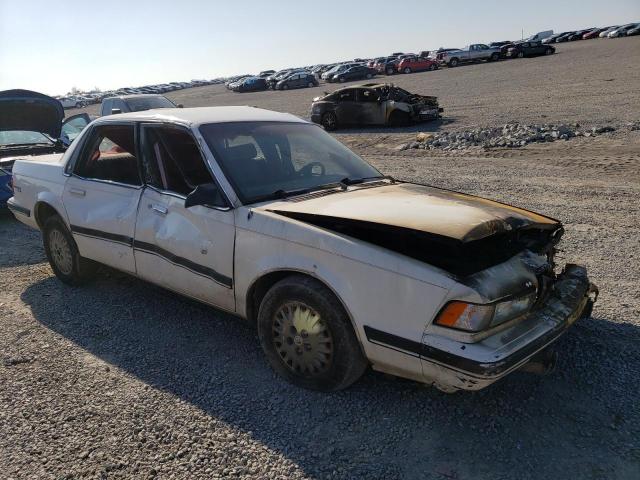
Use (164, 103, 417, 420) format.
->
(244, 268, 365, 351)
(33, 200, 66, 230)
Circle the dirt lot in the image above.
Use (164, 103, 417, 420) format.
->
(2, 37, 639, 479)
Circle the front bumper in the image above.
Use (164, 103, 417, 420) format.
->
(421, 264, 597, 391)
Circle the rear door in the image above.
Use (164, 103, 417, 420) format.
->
(134, 124, 235, 311)
(355, 88, 385, 125)
(63, 122, 142, 273)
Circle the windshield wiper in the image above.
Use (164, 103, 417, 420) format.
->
(339, 175, 395, 186)
(271, 181, 346, 199)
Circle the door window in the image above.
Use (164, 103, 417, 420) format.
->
(337, 89, 355, 102)
(142, 126, 215, 196)
(357, 89, 378, 103)
(74, 124, 141, 185)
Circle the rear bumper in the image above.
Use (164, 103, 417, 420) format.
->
(420, 264, 597, 391)
(7, 197, 30, 217)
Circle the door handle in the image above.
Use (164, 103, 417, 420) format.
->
(150, 204, 168, 215)
(69, 188, 86, 197)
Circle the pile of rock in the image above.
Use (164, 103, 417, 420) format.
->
(401, 123, 620, 151)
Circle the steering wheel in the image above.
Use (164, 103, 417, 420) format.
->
(299, 161, 326, 177)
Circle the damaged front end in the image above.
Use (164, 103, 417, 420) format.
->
(384, 85, 443, 121)
(266, 181, 596, 391)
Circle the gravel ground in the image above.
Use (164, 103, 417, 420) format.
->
(2, 36, 640, 479)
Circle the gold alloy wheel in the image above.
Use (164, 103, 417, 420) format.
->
(272, 301, 333, 376)
(49, 229, 73, 275)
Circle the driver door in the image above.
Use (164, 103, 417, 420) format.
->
(134, 124, 235, 311)
(334, 88, 360, 125)
(355, 88, 385, 125)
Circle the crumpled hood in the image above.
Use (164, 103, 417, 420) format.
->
(0, 89, 64, 139)
(267, 182, 559, 243)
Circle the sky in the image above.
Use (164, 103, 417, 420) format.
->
(1, 0, 638, 95)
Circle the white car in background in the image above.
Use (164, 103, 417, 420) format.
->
(58, 97, 84, 109)
(8, 106, 597, 393)
(607, 23, 639, 38)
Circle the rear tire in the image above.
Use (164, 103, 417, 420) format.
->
(43, 216, 97, 286)
(403, 67, 412, 74)
(257, 275, 368, 391)
(307, 82, 314, 88)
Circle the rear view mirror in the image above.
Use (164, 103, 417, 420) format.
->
(185, 183, 226, 209)
(111, 108, 122, 115)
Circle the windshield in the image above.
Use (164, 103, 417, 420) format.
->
(124, 96, 175, 112)
(199, 121, 382, 204)
(0, 130, 53, 147)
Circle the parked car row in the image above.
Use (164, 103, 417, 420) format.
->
(542, 23, 640, 43)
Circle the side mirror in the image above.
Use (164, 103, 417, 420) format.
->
(177, 104, 184, 108)
(111, 108, 122, 115)
(185, 183, 226, 209)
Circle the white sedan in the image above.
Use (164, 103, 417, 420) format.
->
(8, 107, 597, 392)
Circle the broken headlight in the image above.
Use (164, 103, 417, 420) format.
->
(435, 293, 537, 332)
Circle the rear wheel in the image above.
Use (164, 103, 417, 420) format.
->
(43, 216, 96, 286)
(321, 111, 338, 131)
(403, 67, 412, 74)
(257, 275, 367, 391)
(282, 84, 289, 90)
(365, 73, 372, 79)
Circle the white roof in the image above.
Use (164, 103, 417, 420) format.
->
(94, 106, 307, 127)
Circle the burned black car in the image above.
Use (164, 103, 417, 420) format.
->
(310, 84, 442, 131)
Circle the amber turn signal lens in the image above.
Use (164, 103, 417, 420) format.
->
(436, 301, 469, 327)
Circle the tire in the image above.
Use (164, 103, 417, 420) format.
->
(490, 52, 500, 61)
(257, 275, 368, 391)
(403, 67, 412, 74)
(321, 111, 338, 131)
(448, 58, 459, 67)
(75, 102, 81, 108)
(428, 63, 436, 71)
(386, 68, 394, 75)
(43, 215, 97, 286)
(517, 51, 524, 58)
(307, 82, 314, 88)
(389, 110, 410, 127)
(282, 84, 289, 90)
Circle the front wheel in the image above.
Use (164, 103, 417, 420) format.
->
(338, 77, 345, 83)
(43, 216, 96, 286)
(428, 63, 436, 71)
(257, 275, 368, 391)
(448, 58, 459, 67)
(365, 73, 372, 79)
(403, 67, 412, 74)
(517, 51, 524, 58)
(321, 111, 338, 131)
(386, 68, 394, 75)
(282, 84, 289, 90)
